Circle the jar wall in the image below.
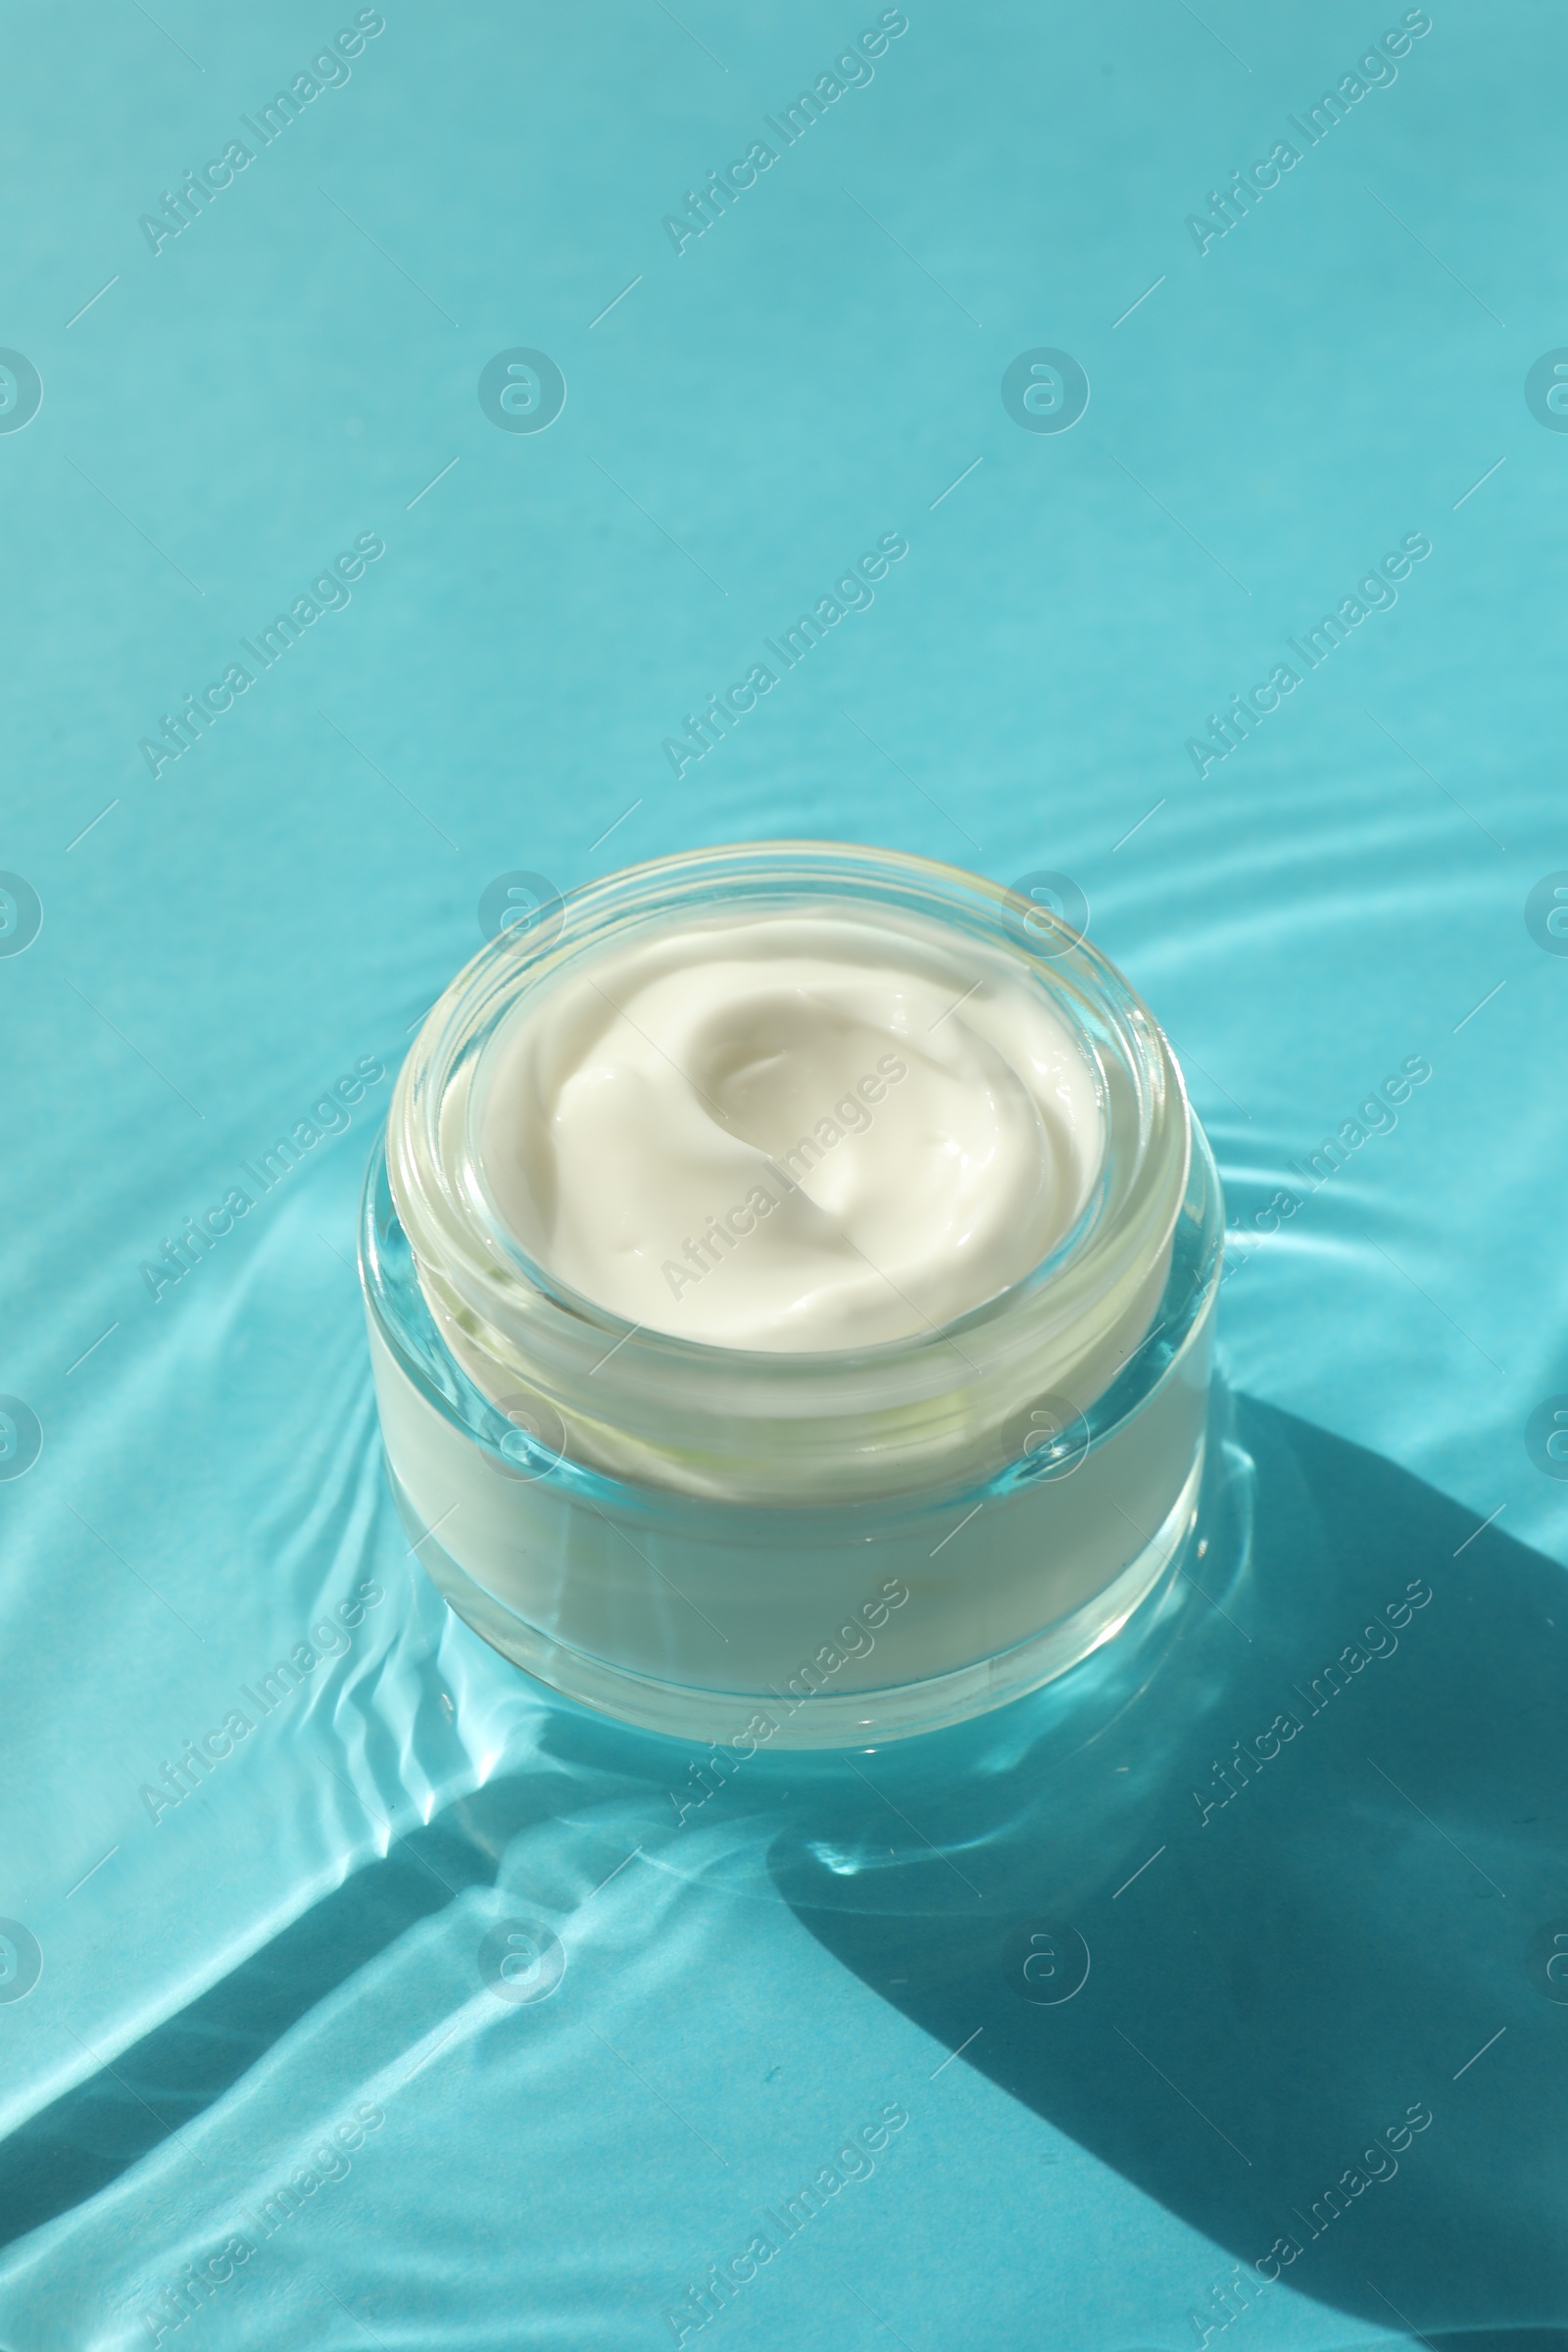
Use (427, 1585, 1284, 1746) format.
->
(361, 1117, 1222, 1745)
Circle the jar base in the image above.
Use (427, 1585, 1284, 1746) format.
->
(387, 1444, 1204, 1748)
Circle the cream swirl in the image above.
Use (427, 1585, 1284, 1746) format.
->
(473, 909, 1103, 1351)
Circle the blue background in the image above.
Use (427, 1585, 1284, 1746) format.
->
(1, 3, 1564, 2345)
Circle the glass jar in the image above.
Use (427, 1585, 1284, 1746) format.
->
(359, 842, 1223, 1745)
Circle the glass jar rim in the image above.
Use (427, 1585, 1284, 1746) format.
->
(384, 841, 1193, 1494)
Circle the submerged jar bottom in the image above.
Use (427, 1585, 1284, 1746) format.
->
(385, 1445, 1205, 1746)
(360, 1130, 1222, 1748)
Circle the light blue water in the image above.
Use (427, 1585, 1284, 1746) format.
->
(0, 4, 1563, 2344)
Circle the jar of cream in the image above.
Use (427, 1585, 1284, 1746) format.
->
(360, 842, 1222, 1745)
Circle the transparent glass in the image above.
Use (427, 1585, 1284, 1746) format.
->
(359, 842, 1224, 1744)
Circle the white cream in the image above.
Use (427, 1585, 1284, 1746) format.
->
(473, 912, 1103, 1350)
(368, 844, 1222, 1744)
